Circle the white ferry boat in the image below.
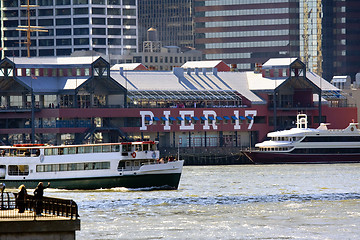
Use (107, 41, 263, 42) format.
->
(243, 114, 360, 164)
(0, 141, 184, 190)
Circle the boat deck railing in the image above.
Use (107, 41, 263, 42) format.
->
(0, 191, 79, 220)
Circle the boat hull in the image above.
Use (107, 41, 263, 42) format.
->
(1, 173, 182, 190)
(243, 151, 360, 164)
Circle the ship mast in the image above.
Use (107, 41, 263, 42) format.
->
(16, 0, 47, 57)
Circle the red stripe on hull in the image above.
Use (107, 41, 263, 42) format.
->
(243, 151, 360, 164)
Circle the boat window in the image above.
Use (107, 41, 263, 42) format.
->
(58, 148, 64, 155)
(102, 145, 110, 152)
(150, 143, 156, 151)
(122, 144, 131, 152)
(36, 165, 45, 172)
(63, 147, 76, 155)
(93, 146, 102, 153)
(77, 147, 85, 153)
(143, 144, 149, 151)
(112, 145, 120, 152)
(45, 165, 52, 172)
(69, 163, 76, 171)
(60, 164, 67, 171)
(45, 148, 55, 155)
(135, 144, 142, 151)
(8, 165, 29, 176)
(84, 146, 92, 153)
(76, 163, 85, 170)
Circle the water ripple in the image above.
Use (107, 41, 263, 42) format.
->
(79, 192, 360, 209)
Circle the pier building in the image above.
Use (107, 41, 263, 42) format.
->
(0, 56, 356, 164)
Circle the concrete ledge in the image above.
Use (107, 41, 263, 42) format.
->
(0, 219, 80, 233)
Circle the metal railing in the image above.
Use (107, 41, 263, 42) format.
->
(0, 192, 79, 220)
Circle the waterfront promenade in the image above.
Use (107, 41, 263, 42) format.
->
(0, 191, 80, 240)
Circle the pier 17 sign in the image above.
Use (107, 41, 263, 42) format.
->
(140, 110, 257, 131)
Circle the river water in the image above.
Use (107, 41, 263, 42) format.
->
(47, 164, 360, 240)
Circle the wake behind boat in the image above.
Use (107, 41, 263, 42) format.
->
(242, 114, 360, 164)
(0, 141, 184, 190)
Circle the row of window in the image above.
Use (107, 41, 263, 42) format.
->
(205, 30, 291, 38)
(3, 8, 136, 18)
(1, 0, 137, 7)
(205, 8, 290, 17)
(204, 19, 292, 28)
(144, 56, 201, 64)
(258, 147, 292, 152)
(204, 0, 289, 6)
(5, 38, 135, 49)
(205, 50, 301, 60)
(6, 162, 110, 176)
(16, 68, 91, 77)
(36, 162, 111, 172)
(205, 40, 290, 49)
(291, 148, 360, 154)
(301, 136, 360, 142)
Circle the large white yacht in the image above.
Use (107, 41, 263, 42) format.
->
(243, 114, 360, 164)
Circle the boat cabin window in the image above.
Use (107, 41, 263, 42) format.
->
(150, 143, 156, 151)
(8, 165, 29, 176)
(36, 162, 110, 172)
(111, 145, 120, 152)
(93, 146, 102, 153)
(102, 145, 110, 152)
(135, 144, 142, 151)
(143, 144, 149, 151)
(122, 144, 132, 153)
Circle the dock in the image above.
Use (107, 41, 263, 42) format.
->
(1, 191, 80, 240)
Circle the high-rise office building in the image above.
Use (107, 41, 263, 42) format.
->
(138, 0, 195, 51)
(0, 0, 138, 58)
(322, 0, 360, 81)
(194, 0, 300, 71)
(194, 0, 360, 80)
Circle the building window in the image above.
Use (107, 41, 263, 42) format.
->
(92, 28, 106, 35)
(73, 0, 89, 4)
(92, 18, 106, 25)
(74, 8, 88, 14)
(92, 8, 105, 15)
(108, 8, 121, 15)
(55, 8, 71, 15)
(123, 9, 136, 16)
(74, 18, 89, 25)
(108, 18, 121, 25)
(108, 0, 120, 4)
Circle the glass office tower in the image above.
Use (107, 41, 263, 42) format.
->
(194, 0, 360, 80)
(194, 0, 300, 71)
(0, 0, 138, 58)
(138, 0, 195, 50)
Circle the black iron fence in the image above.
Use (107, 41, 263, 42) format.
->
(0, 192, 79, 220)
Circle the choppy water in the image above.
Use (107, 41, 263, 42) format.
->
(46, 164, 360, 239)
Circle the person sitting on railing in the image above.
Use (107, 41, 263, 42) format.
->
(34, 182, 50, 216)
(16, 185, 27, 213)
